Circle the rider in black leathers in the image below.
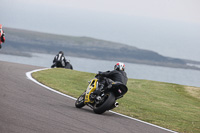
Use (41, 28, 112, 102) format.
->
(99, 69, 127, 85)
(93, 62, 128, 96)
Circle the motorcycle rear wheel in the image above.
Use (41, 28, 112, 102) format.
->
(93, 92, 115, 114)
(75, 92, 85, 108)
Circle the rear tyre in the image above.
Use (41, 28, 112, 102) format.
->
(93, 92, 115, 114)
(75, 92, 85, 108)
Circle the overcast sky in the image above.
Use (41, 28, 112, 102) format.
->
(10, 0, 200, 23)
(1, 0, 200, 61)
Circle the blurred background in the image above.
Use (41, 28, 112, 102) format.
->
(1, 0, 200, 87)
(1, 0, 200, 60)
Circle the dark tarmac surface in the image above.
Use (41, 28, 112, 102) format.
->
(0, 61, 175, 133)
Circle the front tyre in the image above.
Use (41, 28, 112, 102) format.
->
(75, 92, 85, 108)
(93, 92, 115, 114)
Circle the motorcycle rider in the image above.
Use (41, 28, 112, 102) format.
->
(0, 24, 6, 49)
(51, 51, 67, 68)
(92, 62, 128, 98)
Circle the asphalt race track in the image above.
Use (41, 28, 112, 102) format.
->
(0, 61, 176, 133)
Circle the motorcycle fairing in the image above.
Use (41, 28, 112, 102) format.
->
(84, 78, 98, 103)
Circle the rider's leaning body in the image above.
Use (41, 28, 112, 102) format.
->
(51, 51, 67, 68)
(99, 68, 128, 85)
(93, 62, 128, 96)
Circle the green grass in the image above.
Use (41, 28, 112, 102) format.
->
(32, 68, 200, 133)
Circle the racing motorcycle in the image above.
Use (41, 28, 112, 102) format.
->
(75, 73, 128, 114)
(51, 60, 73, 69)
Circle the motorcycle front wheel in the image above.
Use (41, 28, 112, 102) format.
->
(75, 92, 85, 108)
(93, 92, 115, 114)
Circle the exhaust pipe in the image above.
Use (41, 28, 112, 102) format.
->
(110, 102, 119, 110)
(114, 102, 119, 107)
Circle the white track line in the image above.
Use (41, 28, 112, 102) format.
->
(26, 68, 76, 100)
(26, 68, 177, 133)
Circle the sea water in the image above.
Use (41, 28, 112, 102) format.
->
(0, 53, 200, 87)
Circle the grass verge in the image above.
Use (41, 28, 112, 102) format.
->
(32, 68, 200, 133)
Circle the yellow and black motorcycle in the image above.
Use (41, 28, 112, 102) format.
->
(75, 73, 128, 114)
